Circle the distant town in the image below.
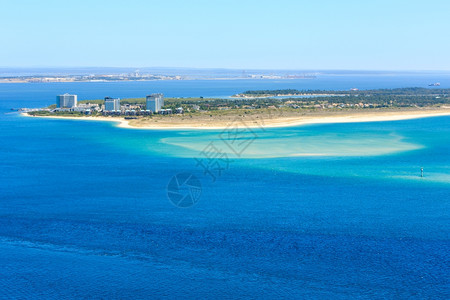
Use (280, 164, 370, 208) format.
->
(0, 70, 317, 83)
(0, 72, 182, 83)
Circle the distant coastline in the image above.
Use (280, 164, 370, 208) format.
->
(0, 73, 316, 83)
(0, 77, 316, 84)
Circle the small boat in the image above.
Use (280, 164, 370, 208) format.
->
(428, 82, 440, 86)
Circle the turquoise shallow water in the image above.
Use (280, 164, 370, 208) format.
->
(0, 80, 449, 299)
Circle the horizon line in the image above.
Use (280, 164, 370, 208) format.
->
(1, 66, 450, 73)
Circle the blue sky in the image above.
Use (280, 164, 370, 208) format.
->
(1, 0, 450, 70)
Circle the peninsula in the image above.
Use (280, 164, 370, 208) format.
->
(23, 88, 450, 129)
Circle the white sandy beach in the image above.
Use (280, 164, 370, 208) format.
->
(22, 108, 450, 130)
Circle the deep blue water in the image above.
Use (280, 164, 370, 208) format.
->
(0, 78, 449, 299)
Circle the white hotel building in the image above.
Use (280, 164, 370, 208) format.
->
(56, 94, 77, 108)
(146, 93, 164, 113)
(104, 97, 121, 112)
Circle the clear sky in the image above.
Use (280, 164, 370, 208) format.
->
(1, 0, 450, 70)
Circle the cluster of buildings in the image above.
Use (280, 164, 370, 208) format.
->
(55, 93, 183, 115)
(1, 72, 184, 83)
(55, 93, 100, 114)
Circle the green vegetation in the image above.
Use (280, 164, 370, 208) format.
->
(31, 88, 450, 118)
(237, 89, 306, 96)
(238, 87, 450, 97)
(29, 110, 86, 117)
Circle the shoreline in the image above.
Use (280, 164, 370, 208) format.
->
(0, 77, 316, 84)
(231, 93, 342, 98)
(21, 108, 450, 130)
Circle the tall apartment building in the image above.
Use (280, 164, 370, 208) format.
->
(146, 93, 164, 113)
(104, 97, 121, 112)
(56, 94, 77, 108)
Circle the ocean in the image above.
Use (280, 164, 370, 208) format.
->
(0, 76, 449, 299)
